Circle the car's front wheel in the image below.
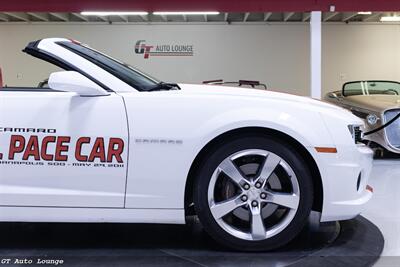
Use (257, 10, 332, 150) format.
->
(194, 136, 313, 251)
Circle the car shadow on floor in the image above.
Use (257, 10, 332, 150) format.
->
(0, 217, 383, 267)
(0, 217, 337, 253)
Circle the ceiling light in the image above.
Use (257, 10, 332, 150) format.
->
(380, 16, 400, 22)
(153, 11, 220, 16)
(357, 12, 372, 15)
(81, 11, 149, 16)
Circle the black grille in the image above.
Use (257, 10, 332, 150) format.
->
(354, 126, 363, 143)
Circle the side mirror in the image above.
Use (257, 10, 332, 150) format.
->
(48, 71, 109, 96)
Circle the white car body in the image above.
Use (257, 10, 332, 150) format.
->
(0, 38, 372, 226)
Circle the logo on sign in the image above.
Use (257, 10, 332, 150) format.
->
(135, 40, 194, 59)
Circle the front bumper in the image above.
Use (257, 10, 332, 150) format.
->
(315, 144, 373, 222)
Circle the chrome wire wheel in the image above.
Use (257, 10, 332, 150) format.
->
(207, 149, 300, 241)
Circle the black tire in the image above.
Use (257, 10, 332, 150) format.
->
(193, 136, 314, 251)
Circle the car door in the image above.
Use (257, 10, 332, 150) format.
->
(0, 89, 128, 207)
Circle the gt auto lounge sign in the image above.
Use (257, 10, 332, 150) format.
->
(135, 40, 194, 59)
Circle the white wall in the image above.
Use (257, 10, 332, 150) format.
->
(322, 24, 400, 95)
(0, 24, 310, 95)
(1, 23, 400, 97)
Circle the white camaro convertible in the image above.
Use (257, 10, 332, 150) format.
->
(0, 38, 373, 251)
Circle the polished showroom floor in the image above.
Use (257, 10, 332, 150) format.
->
(363, 158, 400, 266)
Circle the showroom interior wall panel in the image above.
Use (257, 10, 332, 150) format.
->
(322, 24, 400, 94)
(0, 24, 310, 95)
(1, 23, 400, 96)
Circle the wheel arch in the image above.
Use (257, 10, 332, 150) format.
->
(184, 127, 323, 218)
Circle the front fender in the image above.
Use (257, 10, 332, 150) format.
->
(191, 107, 335, 155)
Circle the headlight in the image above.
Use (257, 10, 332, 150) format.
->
(348, 125, 363, 144)
(366, 114, 379, 125)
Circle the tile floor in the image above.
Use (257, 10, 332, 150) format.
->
(362, 159, 400, 266)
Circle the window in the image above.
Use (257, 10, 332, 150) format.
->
(343, 81, 400, 96)
(58, 41, 159, 91)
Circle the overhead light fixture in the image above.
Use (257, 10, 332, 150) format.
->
(357, 12, 372, 15)
(81, 11, 149, 16)
(380, 16, 400, 22)
(153, 11, 220, 15)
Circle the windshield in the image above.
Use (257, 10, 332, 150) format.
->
(343, 81, 400, 96)
(58, 41, 159, 91)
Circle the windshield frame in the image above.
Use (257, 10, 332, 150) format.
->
(57, 41, 160, 91)
(342, 80, 400, 97)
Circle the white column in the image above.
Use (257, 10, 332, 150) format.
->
(310, 11, 322, 99)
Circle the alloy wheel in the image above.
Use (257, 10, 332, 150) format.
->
(207, 149, 300, 241)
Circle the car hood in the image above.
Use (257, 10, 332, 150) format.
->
(345, 95, 400, 112)
(178, 84, 344, 112)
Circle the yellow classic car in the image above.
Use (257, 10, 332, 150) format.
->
(325, 80, 400, 156)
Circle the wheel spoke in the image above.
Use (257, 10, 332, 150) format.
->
(219, 158, 246, 186)
(210, 196, 245, 219)
(265, 191, 299, 209)
(250, 206, 266, 239)
(258, 153, 281, 184)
